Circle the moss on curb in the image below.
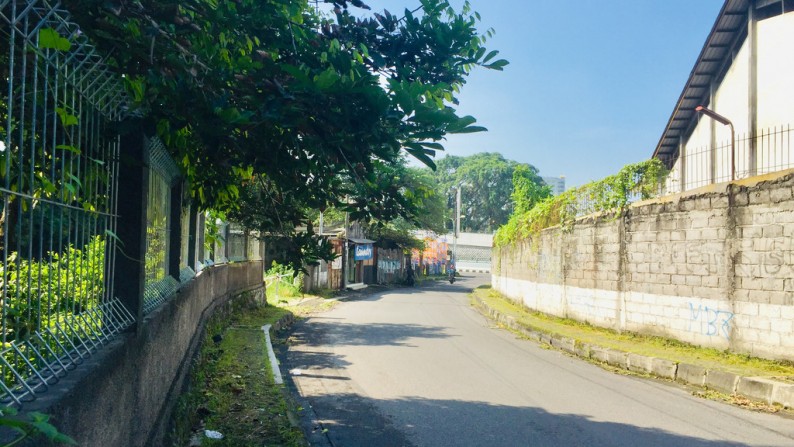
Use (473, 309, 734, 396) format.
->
(471, 286, 794, 380)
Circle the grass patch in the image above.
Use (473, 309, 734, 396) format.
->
(270, 290, 339, 317)
(692, 389, 783, 413)
(472, 287, 794, 379)
(171, 303, 305, 447)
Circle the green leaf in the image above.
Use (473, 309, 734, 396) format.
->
(31, 421, 58, 440)
(281, 64, 310, 84)
(483, 50, 499, 64)
(68, 174, 82, 188)
(404, 143, 437, 169)
(446, 115, 477, 132)
(55, 108, 78, 127)
(484, 59, 510, 71)
(314, 68, 338, 90)
(419, 142, 445, 150)
(449, 125, 487, 134)
(39, 28, 71, 51)
(38, 28, 60, 49)
(104, 229, 125, 248)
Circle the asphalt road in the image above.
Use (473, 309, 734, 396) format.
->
(283, 274, 794, 447)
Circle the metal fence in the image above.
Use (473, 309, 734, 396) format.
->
(0, 0, 265, 407)
(197, 220, 263, 270)
(0, 0, 135, 405)
(227, 223, 247, 262)
(661, 125, 794, 194)
(142, 137, 180, 314)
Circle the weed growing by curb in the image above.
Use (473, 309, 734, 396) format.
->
(170, 303, 304, 447)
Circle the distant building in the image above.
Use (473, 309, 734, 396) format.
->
(442, 232, 493, 273)
(542, 176, 566, 196)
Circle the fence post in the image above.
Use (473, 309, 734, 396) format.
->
(187, 207, 198, 269)
(747, 3, 758, 177)
(168, 181, 183, 279)
(197, 212, 206, 265)
(224, 222, 230, 262)
(113, 130, 149, 327)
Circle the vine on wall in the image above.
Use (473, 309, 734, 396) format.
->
(495, 159, 667, 247)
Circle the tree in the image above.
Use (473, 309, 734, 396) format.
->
(59, 0, 507, 269)
(431, 153, 545, 233)
(511, 164, 551, 215)
(401, 167, 449, 236)
(364, 163, 448, 250)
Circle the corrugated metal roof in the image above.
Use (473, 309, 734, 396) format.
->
(653, 0, 750, 163)
(348, 237, 375, 244)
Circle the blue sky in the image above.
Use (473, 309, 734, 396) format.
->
(367, 0, 725, 187)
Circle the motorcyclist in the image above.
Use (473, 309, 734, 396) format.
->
(405, 263, 415, 287)
(448, 263, 455, 284)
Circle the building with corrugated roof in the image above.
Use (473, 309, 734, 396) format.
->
(654, 0, 794, 193)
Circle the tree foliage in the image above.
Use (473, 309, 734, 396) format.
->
(61, 0, 507, 269)
(511, 164, 551, 215)
(494, 159, 668, 247)
(356, 163, 447, 250)
(430, 153, 545, 233)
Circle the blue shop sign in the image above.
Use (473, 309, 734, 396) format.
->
(354, 244, 373, 260)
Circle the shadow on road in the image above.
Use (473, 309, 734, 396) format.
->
(291, 320, 454, 348)
(303, 393, 757, 447)
(339, 273, 490, 302)
(284, 318, 455, 376)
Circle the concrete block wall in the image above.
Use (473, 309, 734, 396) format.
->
(32, 261, 265, 447)
(493, 169, 794, 361)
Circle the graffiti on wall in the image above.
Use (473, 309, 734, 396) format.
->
(688, 302, 734, 340)
(737, 239, 791, 277)
(378, 259, 401, 274)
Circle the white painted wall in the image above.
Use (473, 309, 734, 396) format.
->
(757, 12, 794, 174)
(676, 11, 794, 188)
(714, 39, 750, 180)
(665, 156, 682, 194)
(684, 115, 712, 189)
(493, 274, 794, 359)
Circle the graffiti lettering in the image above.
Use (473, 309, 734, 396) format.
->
(736, 239, 793, 278)
(377, 259, 401, 274)
(688, 302, 733, 340)
(685, 242, 724, 275)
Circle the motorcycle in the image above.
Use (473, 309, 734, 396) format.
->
(448, 268, 455, 284)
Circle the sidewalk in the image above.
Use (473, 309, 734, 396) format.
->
(471, 286, 794, 412)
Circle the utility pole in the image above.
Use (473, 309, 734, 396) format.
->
(454, 187, 461, 267)
(342, 207, 348, 289)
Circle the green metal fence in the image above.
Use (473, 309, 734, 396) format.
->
(0, 0, 135, 406)
(0, 0, 266, 407)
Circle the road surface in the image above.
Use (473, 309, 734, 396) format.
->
(283, 274, 794, 446)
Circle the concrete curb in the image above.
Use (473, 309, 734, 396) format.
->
(472, 294, 792, 409)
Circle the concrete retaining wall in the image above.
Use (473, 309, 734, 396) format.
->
(493, 170, 794, 361)
(30, 261, 265, 447)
